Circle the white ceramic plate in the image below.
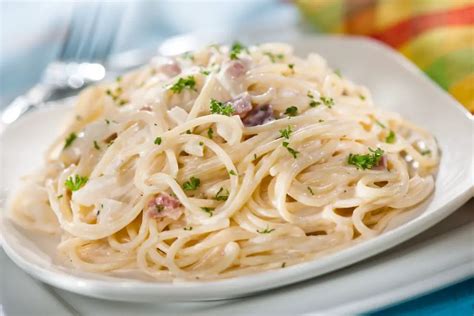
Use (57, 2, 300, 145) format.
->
(0, 35, 472, 302)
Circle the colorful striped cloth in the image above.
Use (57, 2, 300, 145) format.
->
(297, 0, 474, 113)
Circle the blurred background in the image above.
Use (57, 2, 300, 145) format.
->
(0, 0, 473, 113)
(0, 0, 473, 314)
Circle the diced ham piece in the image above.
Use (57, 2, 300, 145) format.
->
(159, 62, 181, 77)
(147, 193, 183, 220)
(152, 57, 181, 77)
(227, 93, 252, 118)
(373, 155, 387, 170)
(140, 105, 153, 112)
(224, 60, 247, 79)
(242, 104, 274, 127)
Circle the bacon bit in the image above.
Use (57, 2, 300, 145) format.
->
(242, 104, 274, 127)
(147, 193, 183, 220)
(225, 60, 247, 79)
(140, 105, 153, 112)
(227, 93, 252, 118)
(373, 155, 387, 170)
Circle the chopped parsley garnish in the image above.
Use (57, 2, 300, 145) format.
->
(283, 141, 299, 159)
(116, 76, 122, 82)
(309, 100, 321, 107)
(186, 130, 192, 134)
(215, 187, 229, 201)
(201, 207, 215, 217)
(284, 106, 298, 117)
(182, 176, 200, 191)
(307, 91, 321, 107)
(307, 186, 314, 195)
(229, 42, 247, 60)
(347, 148, 384, 170)
(57, 194, 63, 199)
(320, 96, 334, 108)
(181, 51, 194, 61)
(183, 226, 193, 231)
(281, 262, 287, 268)
(64, 175, 88, 191)
(228, 170, 237, 176)
(200, 69, 210, 76)
(359, 94, 366, 101)
(154, 137, 162, 145)
(279, 126, 292, 139)
(421, 149, 432, 156)
(375, 119, 386, 129)
(288, 63, 294, 69)
(169, 76, 196, 93)
(105, 119, 110, 125)
(257, 226, 275, 234)
(64, 133, 77, 149)
(263, 52, 284, 63)
(253, 153, 258, 161)
(199, 141, 204, 146)
(93, 140, 101, 150)
(210, 99, 234, 116)
(385, 130, 396, 144)
(334, 69, 342, 77)
(207, 127, 214, 139)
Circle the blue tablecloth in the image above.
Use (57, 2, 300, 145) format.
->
(0, 1, 472, 314)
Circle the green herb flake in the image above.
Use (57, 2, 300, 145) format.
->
(215, 187, 229, 201)
(263, 52, 285, 63)
(281, 262, 287, 268)
(282, 141, 299, 159)
(57, 194, 63, 199)
(257, 226, 275, 234)
(229, 42, 247, 60)
(186, 130, 192, 134)
(307, 186, 314, 195)
(320, 96, 335, 108)
(207, 127, 214, 139)
(200, 69, 210, 76)
(64, 175, 88, 192)
(169, 76, 196, 94)
(64, 133, 77, 149)
(201, 207, 215, 217)
(116, 76, 123, 82)
(334, 69, 342, 77)
(93, 140, 101, 150)
(359, 94, 366, 101)
(154, 137, 162, 145)
(309, 100, 321, 107)
(228, 170, 237, 176)
(181, 51, 194, 61)
(279, 126, 292, 139)
(210, 99, 235, 116)
(375, 119, 386, 129)
(199, 141, 204, 146)
(385, 130, 396, 144)
(182, 176, 200, 191)
(421, 149, 432, 156)
(347, 148, 384, 170)
(183, 226, 193, 231)
(105, 119, 110, 125)
(284, 106, 298, 117)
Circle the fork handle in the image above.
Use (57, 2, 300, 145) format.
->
(1, 83, 54, 127)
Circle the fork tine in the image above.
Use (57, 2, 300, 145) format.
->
(58, 3, 93, 61)
(88, 3, 124, 63)
(74, 3, 101, 61)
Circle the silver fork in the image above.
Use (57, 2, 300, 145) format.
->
(1, 2, 122, 126)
